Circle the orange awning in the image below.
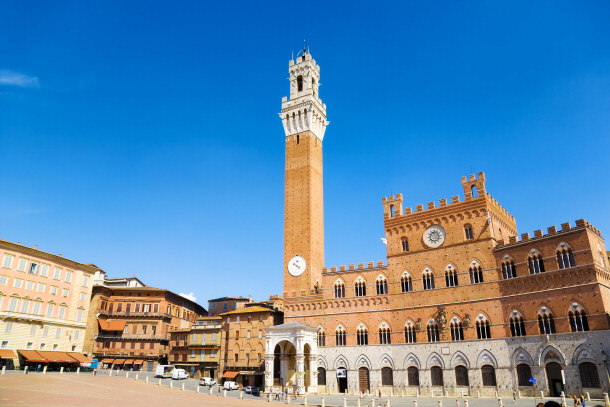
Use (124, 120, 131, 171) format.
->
(101, 358, 114, 363)
(114, 359, 126, 364)
(67, 352, 93, 363)
(98, 320, 127, 331)
(18, 350, 46, 362)
(222, 371, 240, 379)
(37, 351, 78, 363)
(124, 359, 134, 364)
(133, 359, 144, 364)
(0, 350, 16, 358)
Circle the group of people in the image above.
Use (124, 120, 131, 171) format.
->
(274, 388, 299, 400)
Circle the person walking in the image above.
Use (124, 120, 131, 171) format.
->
(572, 395, 580, 407)
(579, 394, 585, 407)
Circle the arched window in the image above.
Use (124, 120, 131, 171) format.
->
(579, 362, 601, 388)
(469, 261, 484, 284)
(450, 317, 464, 341)
(401, 237, 409, 252)
(557, 245, 576, 269)
(568, 304, 589, 332)
(481, 365, 497, 386)
(401, 272, 413, 293)
(476, 314, 491, 339)
(471, 185, 478, 198)
(502, 257, 516, 279)
(431, 366, 444, 386)
(537, 307, 556, 334)
(378, 323, 391, 345)
(317, 328, 326, 347)
(423, 268, 435, 290)
(390, 205, 395, 217)
(445, 265, 458, 287)
(297, 75, 303, 92)
(427, 320, 439, 342)
(334, 280, 345, 298)
(517, 364, 532, 386)
(354, 277, 366, 297)
(407, 366, 419, 386)
(455, 365, 469, 386)
(404, 321, 416, 343)
(356, 324, 368, 346)
(381, 367, 393, 386)
(335, 326, 346, 346)
(509, 311, 526, 337)
(528, 251, 545, 274)
(317, 367, 326, 385)
(376, 275, 388, 295)
(464, 224, 474, 240)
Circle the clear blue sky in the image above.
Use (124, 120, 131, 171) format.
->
(1, 1, 609, 306)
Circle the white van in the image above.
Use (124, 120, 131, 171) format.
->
(199, 377, 216, 386)
(223, 381, 239, 390)
(155, 365, 175, 378)
(172, 368, 188, 380)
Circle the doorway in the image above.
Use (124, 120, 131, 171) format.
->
(545, 362, 564, 396)
(358, 367, 370, 393)
(337, 367, 348, 393)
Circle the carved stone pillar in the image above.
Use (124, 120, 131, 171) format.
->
(309, 355, 319, 393)
(280, 356, 290, 386)
(264, 355, 275, 393)
(296, 354, 306, 394)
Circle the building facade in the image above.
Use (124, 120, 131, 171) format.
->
(83, 283, 207, 372)
(221, 301, 284, 387)
(169, 316, 222, 379)
(208, 296, 250, 316)
(264, 50, 610, 398)
(0, 239, 98, 369)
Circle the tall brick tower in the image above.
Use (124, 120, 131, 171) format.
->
(281, 49, 328, 297)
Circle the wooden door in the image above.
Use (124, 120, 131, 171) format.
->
(358, 367, 370, 392)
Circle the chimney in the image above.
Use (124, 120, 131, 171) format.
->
(34, 245, 38, 250)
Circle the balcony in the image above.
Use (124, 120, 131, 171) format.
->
(97, 309, 172, 319)
(96, 333, 170, 341)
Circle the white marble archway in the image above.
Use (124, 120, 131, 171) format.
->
(264, 322, 318, 394)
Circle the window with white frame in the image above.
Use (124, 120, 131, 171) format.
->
(200, 349, 205, 360)
(8, 298, 18, 311)
(25, 281, 34, 290)
(58, 305, 66, 319)
(40, 264, 49, 277)
(39, 343, 45, 349)
(43, 326, 49, 336)
(79, 292, 86, 301)
(20, 299, 30, 313)
(54, 268, 61, 279)
(201, 334, 206, 344)
(13, 278, 23, 288)
(0, 295, 3, 310)
(143, 303, 150, 312)
(0, 275, 7, 285)
(423, 268, 435, 290)
(26, 342, 33, 349)
(29, 262, 39, 275)
(62, 289, 69, 297)
(46, 303, 55, 317)
(50, 286, 58, 295)
(53, 344, 58, 350)
(191, 350, 196, 358)
(37, 283, 46, 292)
(76, 309, 83, 322)
(192, 333, 197, 341)
(2, 254, 14, 269)
(211, 332, 216, 341)
(210, 349, 216, 358)
(55, 328, 61, 338)
(5, 321, 13, 333)
(538, 307, 555, 334)
(74, 329, 80, 340)
(17, 258, 27, 271)
(236, 316, 240, 323)
(32, 302, 41, 315)
(82, 276, 89, 287)
(30, 324, 37, 335)
(65, 271, 72, 283)
(258, 330, 262, 339)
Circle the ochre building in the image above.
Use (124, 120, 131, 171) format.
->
(263, 50, 610, 398)
(169, 316, 222, 380)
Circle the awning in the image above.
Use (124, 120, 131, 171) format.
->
(222, 371, 240, 379)
(124, 359, 134, 365)
(67, 352, 93, 363)
(101, 358, 114, 363)
(18, 350, 46, 362)
(37, 351, 78, 363)
(114, 359, 126, 364)
(0, 350, 16, 358)
(174, 362, 200, 366)
(99, 320, 127, 331)
(133, 359, 144, 364)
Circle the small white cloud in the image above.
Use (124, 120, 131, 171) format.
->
(0, 70, 40, 88)
(179, 292, 197, 302)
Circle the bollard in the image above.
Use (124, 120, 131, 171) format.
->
(240, 391, 243, 399)
(1, 366, 5, 374)
(197, 386, 200, 393)
(388, 400, 391, 407)
(109, 369, 113, 376)
(498, 399, 503, 407)
(540, 391, 544, 399)
(224, 390, 227, 398)
(495, 391, 499, 398)
(158, 379, 162, 386)
(464, 401, 469, 407)
(438, 400, 443, 407)
(24, 366, 29, 375)
(417, 389, 420, 398)
(182, 383, 185, 391)
(60, 366, 64, 375)
(602, 393, 609, 407)
(402, 389, 405, 397)
(586, 393, 590, 402)
(126, 372, 129, 379)
(343, 398, 347, 407)
(391, 388, 394, 397)
(372, 399, 376, 407)
(461, 391, 465, 398)
(414, 400, 418, 407)
(357, 398, 360, 407)
(209, 387, 213, 395)
(322, 398, 325, 407)
(77, 367, 80, 375)
(561, 393, 567, 407)
(269, 392, 273, 402)
(287, 395, 291, 404)
(135, 373, 139, 380)
(304, 395, 308, 406)
(517, 391, 521, 399)
(169, 381, 173, 389)
(445, 391, 449, 398)
(477, 391, 480, 398)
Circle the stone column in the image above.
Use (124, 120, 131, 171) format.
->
(309, 355, 319, 393)
(264, 355, 275, 393)
(281, 356, 290, 386)
(296, 354, 306, 395)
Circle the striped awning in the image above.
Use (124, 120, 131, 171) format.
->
(124, 359, 134, 365)
(18, 350, 46, 362)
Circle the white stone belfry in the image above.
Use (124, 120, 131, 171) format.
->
(280, 49, 329, 141)
(264, 322, 318, 394)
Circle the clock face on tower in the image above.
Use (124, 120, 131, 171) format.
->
(423, 225, 446, 248)
(288, 255, 307, 277)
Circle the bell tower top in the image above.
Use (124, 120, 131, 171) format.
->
(280, 49, 329, 141)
